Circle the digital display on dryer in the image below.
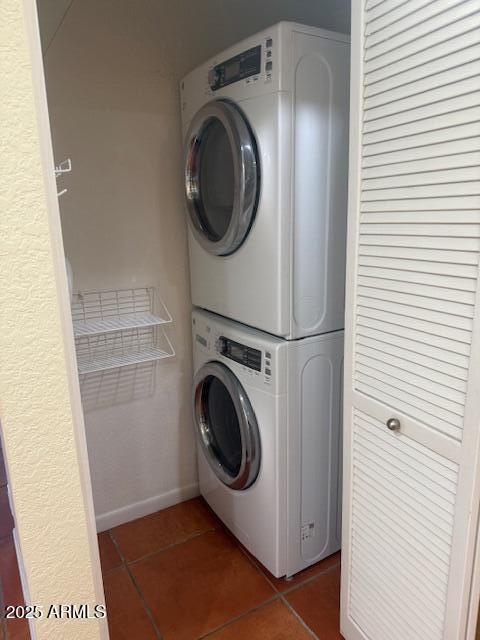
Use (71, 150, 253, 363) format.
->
(225, 60, 241, 81)
(228, 342, 245, 361)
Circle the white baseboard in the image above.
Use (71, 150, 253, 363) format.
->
(95, 483, 200, 532)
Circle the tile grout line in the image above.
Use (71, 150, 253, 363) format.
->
(281, 561, 341, 596)
(233, 540, 321, 639)
(279, 594, 321, 640)
(234, 543, 281, 592)
(197, 595, 281, 639)
(235, 542, 338, 640)
(235, 537, 340, 597)
(199, 535, 331, 640)
(108, 531, 164, 640)
(124, 526, 217, 569)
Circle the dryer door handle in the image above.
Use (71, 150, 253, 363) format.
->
(184, 99, 260, 256)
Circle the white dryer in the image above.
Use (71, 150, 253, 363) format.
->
(181, 22, 350, 339)
(192, 309, 343, 577)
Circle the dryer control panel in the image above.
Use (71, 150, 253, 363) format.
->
(208, 45, 261, 91)
(217, 336, 262, 372)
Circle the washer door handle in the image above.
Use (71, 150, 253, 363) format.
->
(193, 361, 261, 490)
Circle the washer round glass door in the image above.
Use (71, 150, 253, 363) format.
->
(184, 100, 260, 256)
(193, 361, 260, 490)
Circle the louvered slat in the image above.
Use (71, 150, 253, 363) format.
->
(360, 234, 480, 252)
(358, 285, 474, 319)
(357, 275, 477, 303)
(365, 0, 438, 35)
(363, 138, 480, 169)
(362, 194, 480, 211)
(357, 311, 471, 364)
(360, 210, 480, 223)
(365, 0, 478, 62)
(351, 550, 443, 637)
(366, 0, 420, 23)
(366, 0, 465, 40)
(364, 121, 480, 157)
(365, 42, 480, 98)
(356, 336, 468, 390)
(364, 91, 480, 135)
(352, 499, 452, 583)
(362, 150, 480, 178)
(356, 457, 455, 536)
(363, 106, 480, 147)
(351, 533, 447, 619)
(349, 410, 458, 638)
(355, 9, 480, 441)
(365, 13, 480, 85)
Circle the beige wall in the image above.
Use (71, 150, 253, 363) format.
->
(39, 0, 350, 528)
(0, 1, 106, 638)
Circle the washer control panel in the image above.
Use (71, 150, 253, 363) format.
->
(216, 336, 262, 372)
(192, 315, 276, 386)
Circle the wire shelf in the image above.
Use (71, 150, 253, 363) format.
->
(74, 311, 169, 337)
(77, 342, 174, 375)
(72, 287, 174, 374)
(72, 287, 171, 337)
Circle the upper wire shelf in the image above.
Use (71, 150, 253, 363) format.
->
(71, 287, 171, 337)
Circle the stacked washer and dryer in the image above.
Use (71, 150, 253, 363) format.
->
(180, 22, 350, 578)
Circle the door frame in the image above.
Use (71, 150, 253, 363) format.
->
(467, 512, 480, 639)
(0, 2, 108, 638)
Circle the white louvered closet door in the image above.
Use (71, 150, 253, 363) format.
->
(341, 2, 480, 640)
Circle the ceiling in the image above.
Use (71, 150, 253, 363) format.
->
(36, 0, 73, 51)
(37, 0, 350, 55)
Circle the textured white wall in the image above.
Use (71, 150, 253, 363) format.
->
(0, 1, 106, 638)
(39, 0, 350, 529)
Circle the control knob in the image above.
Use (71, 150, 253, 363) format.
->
(208, 68, 220, 88)
(217, 337, 228, 355)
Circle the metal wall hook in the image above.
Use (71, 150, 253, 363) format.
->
(54, 158, 72, 177)
(55, 158, 72, 198)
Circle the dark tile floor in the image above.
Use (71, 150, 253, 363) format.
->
(0, 444, 30, 640)
(101, 498, 343, 639)
(1, 438, 342, 640)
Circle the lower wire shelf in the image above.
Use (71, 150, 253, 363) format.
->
(77, 343, 174, 375)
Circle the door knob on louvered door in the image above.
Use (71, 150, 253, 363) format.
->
(386, 418, 401, 431)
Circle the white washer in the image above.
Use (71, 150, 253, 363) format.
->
(181, 22, 350, 339)
(192, 309, 343, 577)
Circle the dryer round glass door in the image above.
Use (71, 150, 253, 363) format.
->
(193, 361, 260, 490)
(184, 100, 260, 256)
